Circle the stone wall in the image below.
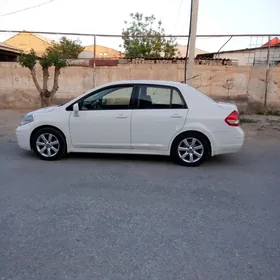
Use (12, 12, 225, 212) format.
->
(0, 62, 280, 112)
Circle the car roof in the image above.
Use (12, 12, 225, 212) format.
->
(86, 80, 190, 93)
(105, 80, 184, 86)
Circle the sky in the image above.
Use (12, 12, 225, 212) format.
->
(0, 0, 279, 53)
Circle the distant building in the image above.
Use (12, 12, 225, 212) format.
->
(81, 45, 123, 59)
(0, 42, 21, 61)
(5, 32, 123, 59)
(175, 45, 208, 58)
(261, 37, 280, 47)
(4, 32, 53, 57)
(196, 37, 280, 66)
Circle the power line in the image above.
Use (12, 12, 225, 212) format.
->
(184, 0, 193, 83)
(0, 0, 55, 17)
(0, 29, 279, 38)
(173, 0, 184, 32)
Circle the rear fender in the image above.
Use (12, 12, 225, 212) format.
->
(168, 123, 216, 155)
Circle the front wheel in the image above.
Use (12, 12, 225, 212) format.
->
(31, 127, 67, 161)
(171, 132, 210, 167)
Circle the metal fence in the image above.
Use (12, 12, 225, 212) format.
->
(1, 30, 279, 63)
(1, 30, 279, 108)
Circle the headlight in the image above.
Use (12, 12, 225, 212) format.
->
(19, 114, 34, 126)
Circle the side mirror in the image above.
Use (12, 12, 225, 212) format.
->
(73, 103, 79, 117)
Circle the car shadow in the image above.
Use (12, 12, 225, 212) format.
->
(65, 152, 240, 167)
(15, 145, 241, 167)
(66, 152, 172, 164)
(204, 154, 240, 166)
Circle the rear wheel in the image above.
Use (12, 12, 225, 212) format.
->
(31, 127, 67, 161)
(171, 132, 210, 167)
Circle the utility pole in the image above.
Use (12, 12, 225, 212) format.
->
(185, 0, 199, 86)
(264, 35, 271, 108)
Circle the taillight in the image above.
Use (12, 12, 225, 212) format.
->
(225, 110, 239, 126)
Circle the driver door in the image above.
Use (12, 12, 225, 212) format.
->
(69, 85, 135, 150)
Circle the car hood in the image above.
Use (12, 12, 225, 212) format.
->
(28, 105, 58, 115)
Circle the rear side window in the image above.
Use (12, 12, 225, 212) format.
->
(136, 85, 186, 109)
(172, 90, 185, 108)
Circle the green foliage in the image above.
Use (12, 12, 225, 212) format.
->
(40, 51, 54, 69)
(121, 13, 177, 59)
(18, 49, 37, 70)
(17, 36, 83, 106)
(19, 36, 83, 70)
(41, 47, 69, 69)
(163, 39, 177, 58)
(51, 36, 84, 59)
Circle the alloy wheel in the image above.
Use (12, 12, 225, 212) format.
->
(36, 133, 60, 158)
(178, 137, 204, 164)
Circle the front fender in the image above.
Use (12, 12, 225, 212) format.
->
(30, 113, 71, 152)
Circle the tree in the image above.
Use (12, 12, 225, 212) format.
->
(51, 36, 84, 59)
(121, 13, 177, 59)
(19, 37, 84, 107)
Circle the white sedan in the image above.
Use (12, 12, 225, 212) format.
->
(16, 80, 244, 166)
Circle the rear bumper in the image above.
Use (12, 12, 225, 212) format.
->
(211, 127, 244, 156)
(16, 125, 32, 151)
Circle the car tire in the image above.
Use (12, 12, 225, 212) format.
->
(171, 132, 210, 167)
(31, 127, 67, 161)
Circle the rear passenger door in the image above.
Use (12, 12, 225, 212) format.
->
(131, 84, 188, 151)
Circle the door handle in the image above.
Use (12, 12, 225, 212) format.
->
(171, 114, 183, 118)
(116, 115, 128, 119)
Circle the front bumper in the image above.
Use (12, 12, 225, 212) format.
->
(16, 125, 32, 151)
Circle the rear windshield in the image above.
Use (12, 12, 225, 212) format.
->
(195, 88, 217, 103)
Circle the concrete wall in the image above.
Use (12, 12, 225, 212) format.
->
(0, 62, 280, 112)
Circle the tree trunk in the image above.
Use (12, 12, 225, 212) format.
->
(50, 67, 60, 104)
(30, 68, 50, 108)
(42, 67, 49, 92)
(30, 66, 61, 108)
(40, 67, 51, 107)
(30, 68, 42, 93)
(40, 96, 51, 108)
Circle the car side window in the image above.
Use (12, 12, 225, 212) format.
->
(81, 86, 134, 110)
(172, 90, 185, 108)
(137, 85, 185, 109)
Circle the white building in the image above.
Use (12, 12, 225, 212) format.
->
(197, 37, 280, 66)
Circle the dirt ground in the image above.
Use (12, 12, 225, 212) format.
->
(1, 109, 280, 144)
